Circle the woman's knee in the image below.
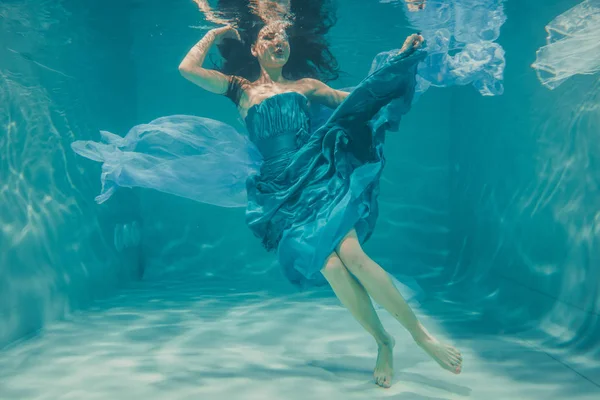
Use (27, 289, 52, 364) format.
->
(336, 229, 369, 273)
(320, 253, 348, 277)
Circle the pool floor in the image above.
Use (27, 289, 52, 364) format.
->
(1, 273, 598, 400)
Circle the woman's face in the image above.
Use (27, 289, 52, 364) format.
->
(252, 22, 291, 69)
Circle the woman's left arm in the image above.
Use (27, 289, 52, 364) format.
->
(302, 78, 349, 109)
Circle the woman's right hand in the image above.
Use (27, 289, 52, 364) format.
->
(210, 25, 241, 43)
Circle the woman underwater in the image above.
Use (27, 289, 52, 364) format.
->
(178, 0, 462, 388)
(73, 0, 462, 389)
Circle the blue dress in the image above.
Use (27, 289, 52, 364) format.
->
(72, 47, 427, 287)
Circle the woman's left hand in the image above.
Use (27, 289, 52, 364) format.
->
(400, 34, 424, 53)
(406, 0, 426, 12)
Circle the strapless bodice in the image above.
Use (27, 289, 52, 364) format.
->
(244, 92, 311, 161)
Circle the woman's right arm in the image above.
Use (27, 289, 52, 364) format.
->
(178, 27, 238, 94)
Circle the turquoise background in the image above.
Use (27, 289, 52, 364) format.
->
(1, 0, 598, 377)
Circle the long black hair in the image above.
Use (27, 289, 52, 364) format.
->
(209, 0, 341, 82)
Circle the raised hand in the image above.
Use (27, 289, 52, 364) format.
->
(400, 33, 424, 53)
(406, 0, 426, 12)
(212, 25, 242, 43)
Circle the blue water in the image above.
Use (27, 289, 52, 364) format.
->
(1, 0, 599, 399)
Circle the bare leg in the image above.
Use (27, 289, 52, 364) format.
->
(336, 230, 463, 375)
(321, 253, 395, 388)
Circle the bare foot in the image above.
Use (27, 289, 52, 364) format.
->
(416, 336, 463, 374)
(374, 336, 395, 388)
